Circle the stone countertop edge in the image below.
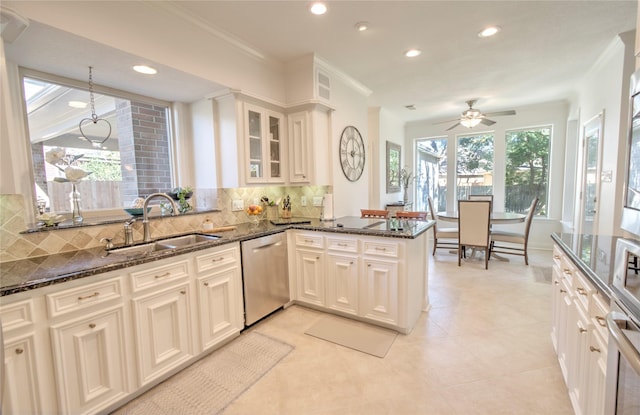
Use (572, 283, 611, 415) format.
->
(550, 232, 612, 302)
(1, 218, 434, 296)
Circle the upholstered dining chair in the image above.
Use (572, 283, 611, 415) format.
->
(458, 200, 492, 269)
(468, 194, 494, 208)
(490, 197, 539, 265)
(427, 197, 458, 255)
(395, 211, 428, 220)
(360, 209, 390, 219)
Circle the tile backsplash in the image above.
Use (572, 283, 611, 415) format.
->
(0, 185, 330, 263)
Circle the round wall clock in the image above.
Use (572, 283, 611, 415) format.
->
(339, 125, 365, 182)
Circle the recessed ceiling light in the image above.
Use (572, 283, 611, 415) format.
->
(133, 65, 157, 75)
(355, 22, 368, 31)
(405, 49, 422, 58)
(310, 2, 327, 15)
(478, 26, 501, 38)
(68, 101, 87, 109)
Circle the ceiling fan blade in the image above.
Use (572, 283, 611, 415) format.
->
(433, 118, 461, 125)
(480, 118, 496, 126)
(446, 122, 461, 131)
(483, 110, 516, 117)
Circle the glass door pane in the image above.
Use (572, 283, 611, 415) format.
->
(248, 110, 262, 179)
(268, 115, 281, 179)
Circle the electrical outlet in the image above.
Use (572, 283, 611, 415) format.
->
(313, 196, 323, 207)
(232, 199, 244, 211)
(301, 196, 307, 206)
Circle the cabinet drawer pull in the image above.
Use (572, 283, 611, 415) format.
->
(553, 255, 560, 260)
(89, 323, 96, 329)
(180, 290, 186, 295)
(563, 269, 572, 275)
(576, 287, 587, 296)
(554, 281, 559, 285)
(590, 346, 601, 353)
(78, 292, 99, 301)
(337, 243, 348, 247)
(595, 316, 606, 327)
(579, 327, 587, 333)
(211, 257, 224, 262)
(154, 272, 171, 279)
(375, 247, 387, 251)
(350, 261, 354, 265)
(560, 289, 567, 293)
(304, 239, 314, 243)
(204, 282, 209, 287)
(15, 348, 23, 355)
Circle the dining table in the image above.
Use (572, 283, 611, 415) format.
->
(437, 211, 526, 224)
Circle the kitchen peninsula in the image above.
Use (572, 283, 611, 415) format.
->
(0, 217, 433, 415)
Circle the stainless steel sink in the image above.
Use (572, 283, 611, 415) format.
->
(107, 233, 220, 258)
(155, 234, 220, 249)
(107, 242, 172, 258)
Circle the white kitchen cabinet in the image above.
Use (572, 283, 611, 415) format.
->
(1, 298, 50, 415)
(551, 242, 610, 415)
(195, 245, 243, 351)
(326, 253, 359, 315)
(295, 248, 326, 306)
(287, 104, 332, 185)
(361, 257, 399, 325)
(290, 230, 426, 333)
(50, 305, 130, 414)
(132, 281, 194, 387)
(244, 103, 285, 184)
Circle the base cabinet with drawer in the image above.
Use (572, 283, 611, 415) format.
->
(1, 242, 244, 414)
(289, 230, 427, 333)
(551, 243, 609, 415)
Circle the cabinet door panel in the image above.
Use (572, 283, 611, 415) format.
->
(3, 334, 43, 414)
(288, 111, 310, 183)
(197, 267, 241, 350)
(326, 254, 358, 315)
(133, 284, 193, 386)
(362, 259, 398, 324)
(295, 249, 324, 305)
(50, 306, 129, 414)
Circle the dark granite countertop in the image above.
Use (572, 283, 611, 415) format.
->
(1, 217, 433, 296)
(550, 232, 619, 302)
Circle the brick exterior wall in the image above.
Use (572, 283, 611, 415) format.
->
(117, 100, 171, 206)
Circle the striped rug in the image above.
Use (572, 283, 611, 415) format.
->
(111, 331, 293, 415)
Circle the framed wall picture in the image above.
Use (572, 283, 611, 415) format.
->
(386, 141, 401, 193)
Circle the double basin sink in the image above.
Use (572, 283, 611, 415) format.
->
(107, 234, 221, 258)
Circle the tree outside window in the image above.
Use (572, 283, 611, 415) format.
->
(456, 133, 494, 201)
(505, 127, 550, 216)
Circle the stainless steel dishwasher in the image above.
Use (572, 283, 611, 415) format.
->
(241, 233, 289, 326)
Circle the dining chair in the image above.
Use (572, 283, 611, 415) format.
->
(395, 211, 428, 220)
(490, 197, 539, 265)
(427, 197, 458, 255)
(468, 194, 493, 210)
(458, 200, 492, 269)
(360, 209, 390, 219)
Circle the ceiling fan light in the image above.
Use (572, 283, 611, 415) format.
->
(460, 118, 482, 128)
(405, 49, 421, 58)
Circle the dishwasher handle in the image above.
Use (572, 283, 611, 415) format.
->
(606, 311, 640, 376)
(252, 240, 282, 251)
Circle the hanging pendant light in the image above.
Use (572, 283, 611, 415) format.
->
(78, 66, 112, 148)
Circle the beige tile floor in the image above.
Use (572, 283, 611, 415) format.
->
(224, 249, 574, 415)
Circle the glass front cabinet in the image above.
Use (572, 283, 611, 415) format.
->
(244, 103, 285, 183)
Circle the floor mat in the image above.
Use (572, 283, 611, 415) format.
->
(111, 331, 293, 415)
(305, 315, 397, 358)
(532, 265, 553, 284)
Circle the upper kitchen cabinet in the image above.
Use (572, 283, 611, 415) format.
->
(287, 103, 333, 185)
(212, 91, 287, 188)
(244, 103, 285, 184)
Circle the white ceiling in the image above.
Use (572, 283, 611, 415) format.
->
(3, 0, 637, 124)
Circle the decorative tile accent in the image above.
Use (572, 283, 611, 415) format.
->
(0, 185, 331, 262)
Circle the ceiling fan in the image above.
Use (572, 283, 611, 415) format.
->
(436, 100, 516, 131)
